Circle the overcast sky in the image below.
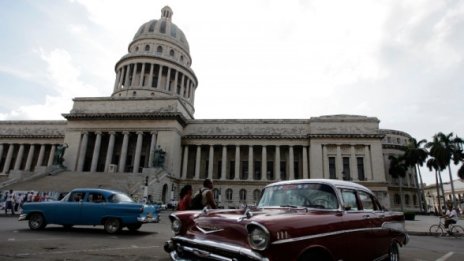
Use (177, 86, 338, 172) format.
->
(0, 0, 463, 185)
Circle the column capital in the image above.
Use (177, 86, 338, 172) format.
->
(108, 131, 116, 135)
(151, 131, 158, 135)
(122, 131, 130, 135)
(136, 131, 144, 135)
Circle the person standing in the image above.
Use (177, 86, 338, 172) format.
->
(177, 185, 193, 210)
(201, 179, 217, 209)
(5, 189, 16, 215)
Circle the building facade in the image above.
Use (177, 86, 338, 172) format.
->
(0, 6, 420, 211)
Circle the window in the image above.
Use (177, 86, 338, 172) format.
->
(254, 161, 261, 180)
(157, 46, 163, 54)
(226, 189, 233, 201)
(394, 194, 401, 205)
(241, 161, 248, 180)
(87, 192, 105, 203)
(357, 157, 365, 180)
(169, 50, 175, 57)
(229, 161, 235, 179)
(239, 189, 247, 201)
(145, 45, 150, 51)
(253, 189, 261, 202)
(280, 161, 286, 180)
(341, 189, 358, 210)
(329, 157, 336, 179)
(405, 194, 410, 205)
(342, 157, 351, 180)
(267, 161, 274, 180)
(358, 191, 375, 210)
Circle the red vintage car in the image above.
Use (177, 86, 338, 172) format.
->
(164, 179, 409, 261)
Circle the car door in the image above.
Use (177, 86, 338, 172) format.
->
(81, 192, 107, 225)
(60, 191, 85, 225)
(338, 188, 377, 260)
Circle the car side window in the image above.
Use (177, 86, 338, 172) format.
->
(87, 192, 105, 203)
(340, 189, 358, 211)
(69, 192, 83, 202)
(358, 191, 375, 211)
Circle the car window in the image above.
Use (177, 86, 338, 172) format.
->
(358, 191, 378, 211)
(257, 183, 338, 209)
(69, 192, 84, 202)
(87, 192, 106, 203)
(340, 189, 359, 211)
(108, 193, 134, 203)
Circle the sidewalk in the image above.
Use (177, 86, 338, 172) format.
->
(405, 214, 439, 236)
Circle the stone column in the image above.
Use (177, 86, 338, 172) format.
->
(36, 144, 45, 168)
(235, 145, 240, 180)
(2, 144, 14, 174)
(131, 63, 137, 87)
(208, 145, 214, 179)
(194, 145, 201, 179)
(221, 145, 227, 180)
(165, 67, 171, 91)
(148, 131, 157, 167)
(364, 145, 372, 180)
(248, 145, 254, 181)
(302, 146, 309, 179)
(124, 65, 130, 87)
(289, 145, 295, 180)
(173, 70, 179, 94)
(261, 146, 267, 181)
(25, 144, 35, 171)
(118, 131, 129, 172)
(336, 145, 342, 180)
(148, 63, 154, 87)
(133, 131, 144, 173)
(182, 146, 189, 178)
(0, 145, 3, 165)
(180, 74, 185, 97)
(90, 132, 102, 172)
(47, 145, 56, 167)
(140, 63, 146, 86)
(14, 144, 25, 171)
(104, 132, 115, 172)
(351, 145, 358, 180)
(275, 145, 280, 180)
(77, 132, 89, 171)
(157, 65, 163, 88)
(113, 69, 121, 92)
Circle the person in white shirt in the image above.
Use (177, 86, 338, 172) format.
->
(444, 203, 458, 230)
(4, 189, 16, 215)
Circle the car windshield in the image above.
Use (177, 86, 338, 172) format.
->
(257, 183, 339, 210)
(108, 193, 134, 203)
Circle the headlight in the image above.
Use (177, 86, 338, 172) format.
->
(247, 223, 270, 250)
(170, 216, 182, 235)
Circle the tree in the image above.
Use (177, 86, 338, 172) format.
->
(436, 132, 461, 207)
(388, 155, 407, 212)
(426, 135, 448, 213)
(426, 157, 444, 215)
(403, 138, 428, 213)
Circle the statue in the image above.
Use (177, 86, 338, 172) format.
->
(153, 146, 166, 168)
(53, 143, 68, 166)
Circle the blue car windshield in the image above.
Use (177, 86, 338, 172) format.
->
(257, 183, 339, 210)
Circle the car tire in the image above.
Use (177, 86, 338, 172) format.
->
(127, 223, 142, 231)
(28, 213, 47, 230)
(104, 218, 121, 234)
(387, 242, 399, 261)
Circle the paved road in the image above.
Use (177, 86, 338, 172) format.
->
(1, 212, 463, 260)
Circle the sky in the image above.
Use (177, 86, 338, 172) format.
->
(0, 0, 463, 185)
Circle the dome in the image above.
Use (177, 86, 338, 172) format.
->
(132, 6, 190, 53)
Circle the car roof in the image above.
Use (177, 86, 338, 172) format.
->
(263, 179, 372, 193)
(70, 188, 123, 194)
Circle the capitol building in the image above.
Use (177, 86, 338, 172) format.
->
(0, 6, 420, 211)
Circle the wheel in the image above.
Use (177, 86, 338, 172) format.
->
(28, 213, 47, 230)
(429, 224, 444, 237)
(104, 218, 121, 234)
(451, 225, 464, 238)
(127, 223, 142, 232)
(387, 242, 399, 261)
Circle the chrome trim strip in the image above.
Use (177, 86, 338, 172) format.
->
(172, 236, 268, 261)
(272, 227, 374, 245)
(196, 225, 224, 234)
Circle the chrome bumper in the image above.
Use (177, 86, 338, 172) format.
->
(137, 215, 159, 223)
(18, 214, 27, 221)
(164, 237, 268, 261)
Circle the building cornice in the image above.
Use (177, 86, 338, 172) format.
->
(62, 112, 188, 127)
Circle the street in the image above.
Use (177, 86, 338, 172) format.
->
(1, 211, 464, 260)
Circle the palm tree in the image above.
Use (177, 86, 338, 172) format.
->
(436, 132, 461, 207)
(389, 155, 407, 212)
(426, 158, 444, 214)
(403, 138, 428, 212)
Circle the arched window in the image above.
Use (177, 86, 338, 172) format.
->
(239, 189, 247, 201)
(253, 189, 261, 203)
(180, 56, 184, 63)
(213, 188, 220, 203)
(145, 45, 150, 51)
(226, 189, 233, 201)
(135, 46, 139, 52)
(157, 46, 163, 54)
(394, 194, 401, 205)
(169, 49, 175, 57)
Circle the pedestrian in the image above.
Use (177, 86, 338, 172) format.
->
(443, 203, 458, 233)
(5, 189, 16, 215)
(177, 185, 192, 210)
(191, 179, 217, 210)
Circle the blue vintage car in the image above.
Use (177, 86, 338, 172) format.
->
(18, 188, 160, 234)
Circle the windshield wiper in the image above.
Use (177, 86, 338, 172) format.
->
(280, 204, 298, 208)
